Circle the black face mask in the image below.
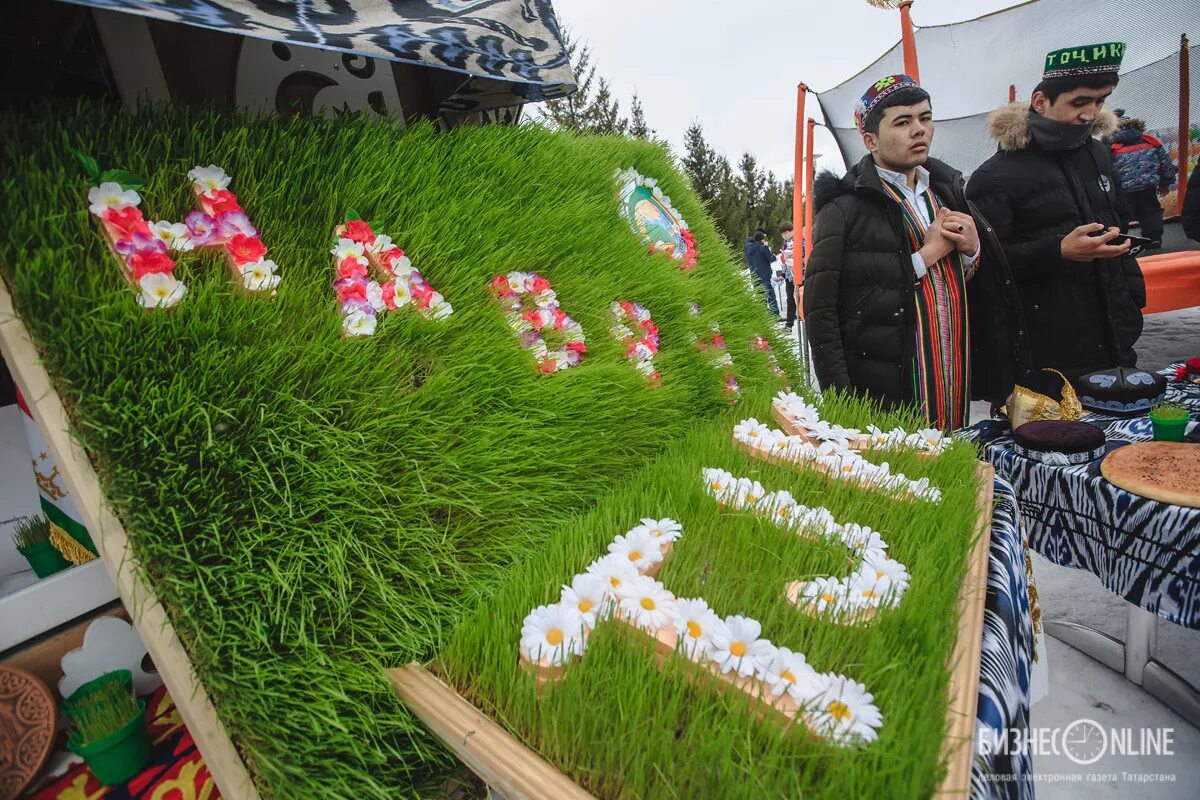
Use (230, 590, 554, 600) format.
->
(1027, 108, 1097, 151)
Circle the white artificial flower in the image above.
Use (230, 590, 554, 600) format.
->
(369, 233, 393, 254)
(616, 574, 676, 630)
(560, 573, 610, 628)
(639, 517, 683, 542)
(608, 528, 664, 571)
(805, 673, 883, 745)
(862, 550, 910, 591)
(520, 603, 586, 667)
(392, 277, 412, 308)
(708, 615, 774, 678)
(774, 391, 821, 428)
(366, 280, 386, 312)
(701, 468, 736, 502)
(798, 577, 847, 614)
(761, 490, 799, 527)
(845, 569, 888, 610)
(188, 165, 231, 193)
(733, 418, 770, 444)
(761, 646, 821, 701)
(240, 258, 281, 292)
(331, 238, 368, 263)
(838, 523, 887, 555)
(586, 553, 639, 594)
(342, 309, 377, 337)
(429, 296, 453, 320)
(732, 478, 767, 509)
(149, 221, 193, 252)
(672, 598, 721, 659)
(87, 182, 140, 216)
(136, 272, 186, 309)
(916, 428, 947, 452)
(389, 254, 414, 278)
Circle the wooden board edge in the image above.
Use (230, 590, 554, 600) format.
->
(935, 461, 995, 797)
(0, 281, 260, 800)
(387, 665, 597, 800)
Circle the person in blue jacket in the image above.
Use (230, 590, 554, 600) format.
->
(743, 229, 779, 317)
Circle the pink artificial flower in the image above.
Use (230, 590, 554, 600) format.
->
(490, 274, 512, 295)
(334, 278, 368, 305)
(216, 210, 257, 240)
(115, 231, 167, 257)
(185, 211, 218, 245)
(128, 250, 174, 279)
(203, 189, 242, 215)
(342, 220, 374, 244)
(337, 257, 368, 280)
(411, 282, 434, 308)
(103, 206, 150, 237)
(552, 307, 569, 330)
(565, 341, 587, 355)
(381, 280, 398, 309)
(227, 233, 267, 265)
(531, 275, 552, 294)
(380, 247, 405, 268)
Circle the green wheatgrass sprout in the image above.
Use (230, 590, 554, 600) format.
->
(1152, 402, 1189, 420)
(0, 101, 981, 798)
(65, 673, 141, 745)
(11, 514, 51, 548)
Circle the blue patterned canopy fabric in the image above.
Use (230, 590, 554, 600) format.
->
(59, 0, 576, 110)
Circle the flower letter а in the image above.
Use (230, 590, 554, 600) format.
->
(87, 165, 279, 310)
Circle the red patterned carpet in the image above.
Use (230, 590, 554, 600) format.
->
(29, 685, 219, 800)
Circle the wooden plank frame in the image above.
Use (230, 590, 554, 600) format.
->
(393, 462, 997, 798)
(0, 281, 260, 799)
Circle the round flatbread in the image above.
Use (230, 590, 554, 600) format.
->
(1101, 442, 1200, 509)
(0, 666, 56, 800)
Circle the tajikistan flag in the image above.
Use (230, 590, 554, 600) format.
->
(15, 385, 97, 564)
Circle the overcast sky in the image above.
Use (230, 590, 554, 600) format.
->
(545, 0, 1022, 179)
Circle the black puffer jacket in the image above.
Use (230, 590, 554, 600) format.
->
(803, 154, 1027, 409)
(967, 104, 1145, 377)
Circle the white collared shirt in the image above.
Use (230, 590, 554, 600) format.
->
(874, 163, 979, 279)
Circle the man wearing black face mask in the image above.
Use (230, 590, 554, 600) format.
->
(968, 43, 1144, 379)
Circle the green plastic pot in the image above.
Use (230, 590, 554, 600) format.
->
(16, 539, 70, 578)
(67, 699, 151, 786)
(1149, 414, 1188, 442)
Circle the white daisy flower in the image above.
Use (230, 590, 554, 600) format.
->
(805, 673, 883, 745)
(88, 182, 140, 216)
(520, 603, 586, 667)
(916, 428, 947, 452)
(586, 553, 639, 594)
(732, 479, 767, 509)
(136, 272, 185, 309)
(708, 615, 774, 678)
(760, 490, 799, 527)
(331, 238, 368, 263)
(560, 573, 610, 627)
(342, 309, 377, 337)
(862, 550, 910, 590)
(616, 574, 676, 630)
(240, 258, 281, 292)
(845, 568, 888, 610)
(702, 468, 737, 502)
(672, 597, 721, 659)
(149, 221, 193, 252)
(838, 524, 887, 555)
(733, 418, 770, 444)
(608, 528, 664, 571)
(761, 646, 821, 701)
(798, 577, 847, 614)
(187, 164, 231, 193)
(639, 518, 683, 542)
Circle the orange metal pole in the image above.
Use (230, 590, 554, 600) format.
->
(804, 118, 816, 268)
(899, 0, 920, 82)
(1008, 84, 1016, 103)
(793, 84, 807, 284)
(1178, 34, 1190, 215)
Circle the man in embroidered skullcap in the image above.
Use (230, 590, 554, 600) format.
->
(804, 74, 1025, 429)
(968, 43, 1144, 380)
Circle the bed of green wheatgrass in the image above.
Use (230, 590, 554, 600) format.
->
(439, 390, 984, 800)
(0, 101, 983, 799)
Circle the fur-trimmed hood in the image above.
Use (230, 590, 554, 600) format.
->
(986, 102, 1119, 152)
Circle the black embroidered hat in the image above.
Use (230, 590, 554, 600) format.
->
(1073, 367, 1167, 415)
(1013, 420, 1107, 465)
(1043, 43, 1124, 81)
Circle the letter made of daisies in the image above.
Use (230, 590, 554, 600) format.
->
(702, 460, 910, 624)
(518, 516, 885, 746)
(491, 272, 586, 373)
(86, 166, 280, 310)
(331, 218, 452, 337)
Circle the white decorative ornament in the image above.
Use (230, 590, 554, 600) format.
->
(59, 616, 162, 698)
